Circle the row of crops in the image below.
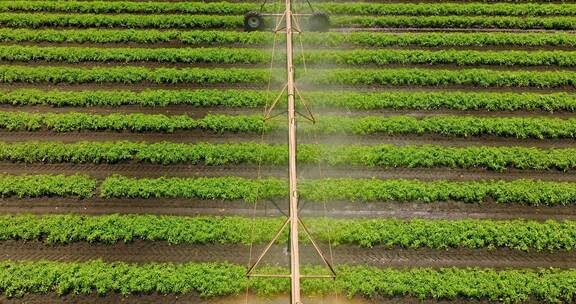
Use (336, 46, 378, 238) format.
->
(1, 112, 576, 138)
(1, 141, 576, 170)
(3, 174, 576, 205)
(2, 66, 576, 87)
(0, 0, 575, 302)
(1, 29, 576, 46)
(0, 89, 573, 110)
(9, 46, 576, 66)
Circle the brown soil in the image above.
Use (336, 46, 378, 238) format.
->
(1, 104, 572, 118)
(5, 41, 576, 52)
(3, 60, 575, 72)
(1, 162, 574, 181)
(0, 81, 570, 94)
(1, 240, 574, 269)
(1, 197, 575, 221)
(0, 129, 572, 148)
(0, 294, 377, 304)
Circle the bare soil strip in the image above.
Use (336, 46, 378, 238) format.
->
(2, 104, 572, 118)
(0, 82, 569, 93)
(5, 41, 576, 52)
(1, 162, 574, 181)
(0, 294, 378, 304)
(3, 60, 575, 72)
(0, 130, 572, 148)
(1, 197, 575, 221)
(0, 240, 574, 269)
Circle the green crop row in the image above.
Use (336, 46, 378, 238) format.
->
(0, 141, 574, 171)
(313, 115, 576, 139)
(1, 1, 575, 16)
(305, 49, 576, 67)
(2, 260, 575, 303)
(0, 89, 574, 112)
(0, 29, 575, 47)
(101, 175, 576, 206)
(0, 174, 94, 198)
(3, 111, 575, 139)
(1, 214, 576, 251)
(304, 68, 576, 88)
(5, 173, 576, 206)
(0, 65, 269, 84)
(0, 13, 241, 29)
(1, 13, 575, 30)
(0, 112, 266, 133)
(6, 45, 576, 67)
(332, 15, 576, 30)
(0, 66, 575, 88)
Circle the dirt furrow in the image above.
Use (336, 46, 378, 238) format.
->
(1, 162, 574, 181)
(2, 104, 573, 118)
(3, 60, 575, 72)
(0, 240, 574, 269)
(0, 130, 573, 148)
(0, 197, 575, 221)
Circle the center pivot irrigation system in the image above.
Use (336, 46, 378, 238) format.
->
(242, 1, 333, 304)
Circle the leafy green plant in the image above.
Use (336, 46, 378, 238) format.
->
(1, 214, 575, 251)
(0, 141, 574, 171)
(0, 29, 574, 48)
(0, 174, 95, 198)
(0, 89, 575, 112)
(101, 175, 576, 206)
(1, 260, 575, 303)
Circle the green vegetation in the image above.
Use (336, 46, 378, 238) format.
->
(2, 260, 576, 303)
(0, 89, 574, 112)
(1, 13, 575, 30)
(3, 111, 575, 139)
(5, 173, 575, 206)
(0, 29, 575, 47)
(101, 175, 576, 206)
(1, 260, 575, 303)
(0, 174, 94, 198)
(0, 65, 269, 84)
(306, 68, 576, 88)
(5, 45, 576, 67)
(2, 2, 576, 16)
(0, 112, 266, 133)
(332, 15, 576, 30)
(0, 141, 574, 171)
(0, 89, 269, 107)
(0, 13, 242, 29)
(0, 66, 574, 88)
(1, 214, 576, 251)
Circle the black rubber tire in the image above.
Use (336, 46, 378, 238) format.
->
(244, 11, 264, 32)
(309, 12, 330, 32)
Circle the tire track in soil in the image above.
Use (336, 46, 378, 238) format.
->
(0, 130, 573, 148)
(1, 240, 574, 269)
(1, 162, 575, 181)
(0, 294, 379, 304)
(3, 104, 574, 118)
(6, 60, 576, 72)
(7, 41, 576, 52)
(0, 82, 570, 93)
(1, 198, 575, 221)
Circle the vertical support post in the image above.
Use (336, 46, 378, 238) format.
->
(285, 0, 301, 303)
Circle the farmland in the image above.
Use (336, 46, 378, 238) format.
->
(0, 0, 575, 303)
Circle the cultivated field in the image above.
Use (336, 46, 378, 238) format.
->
(0, 0, 575, 303)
